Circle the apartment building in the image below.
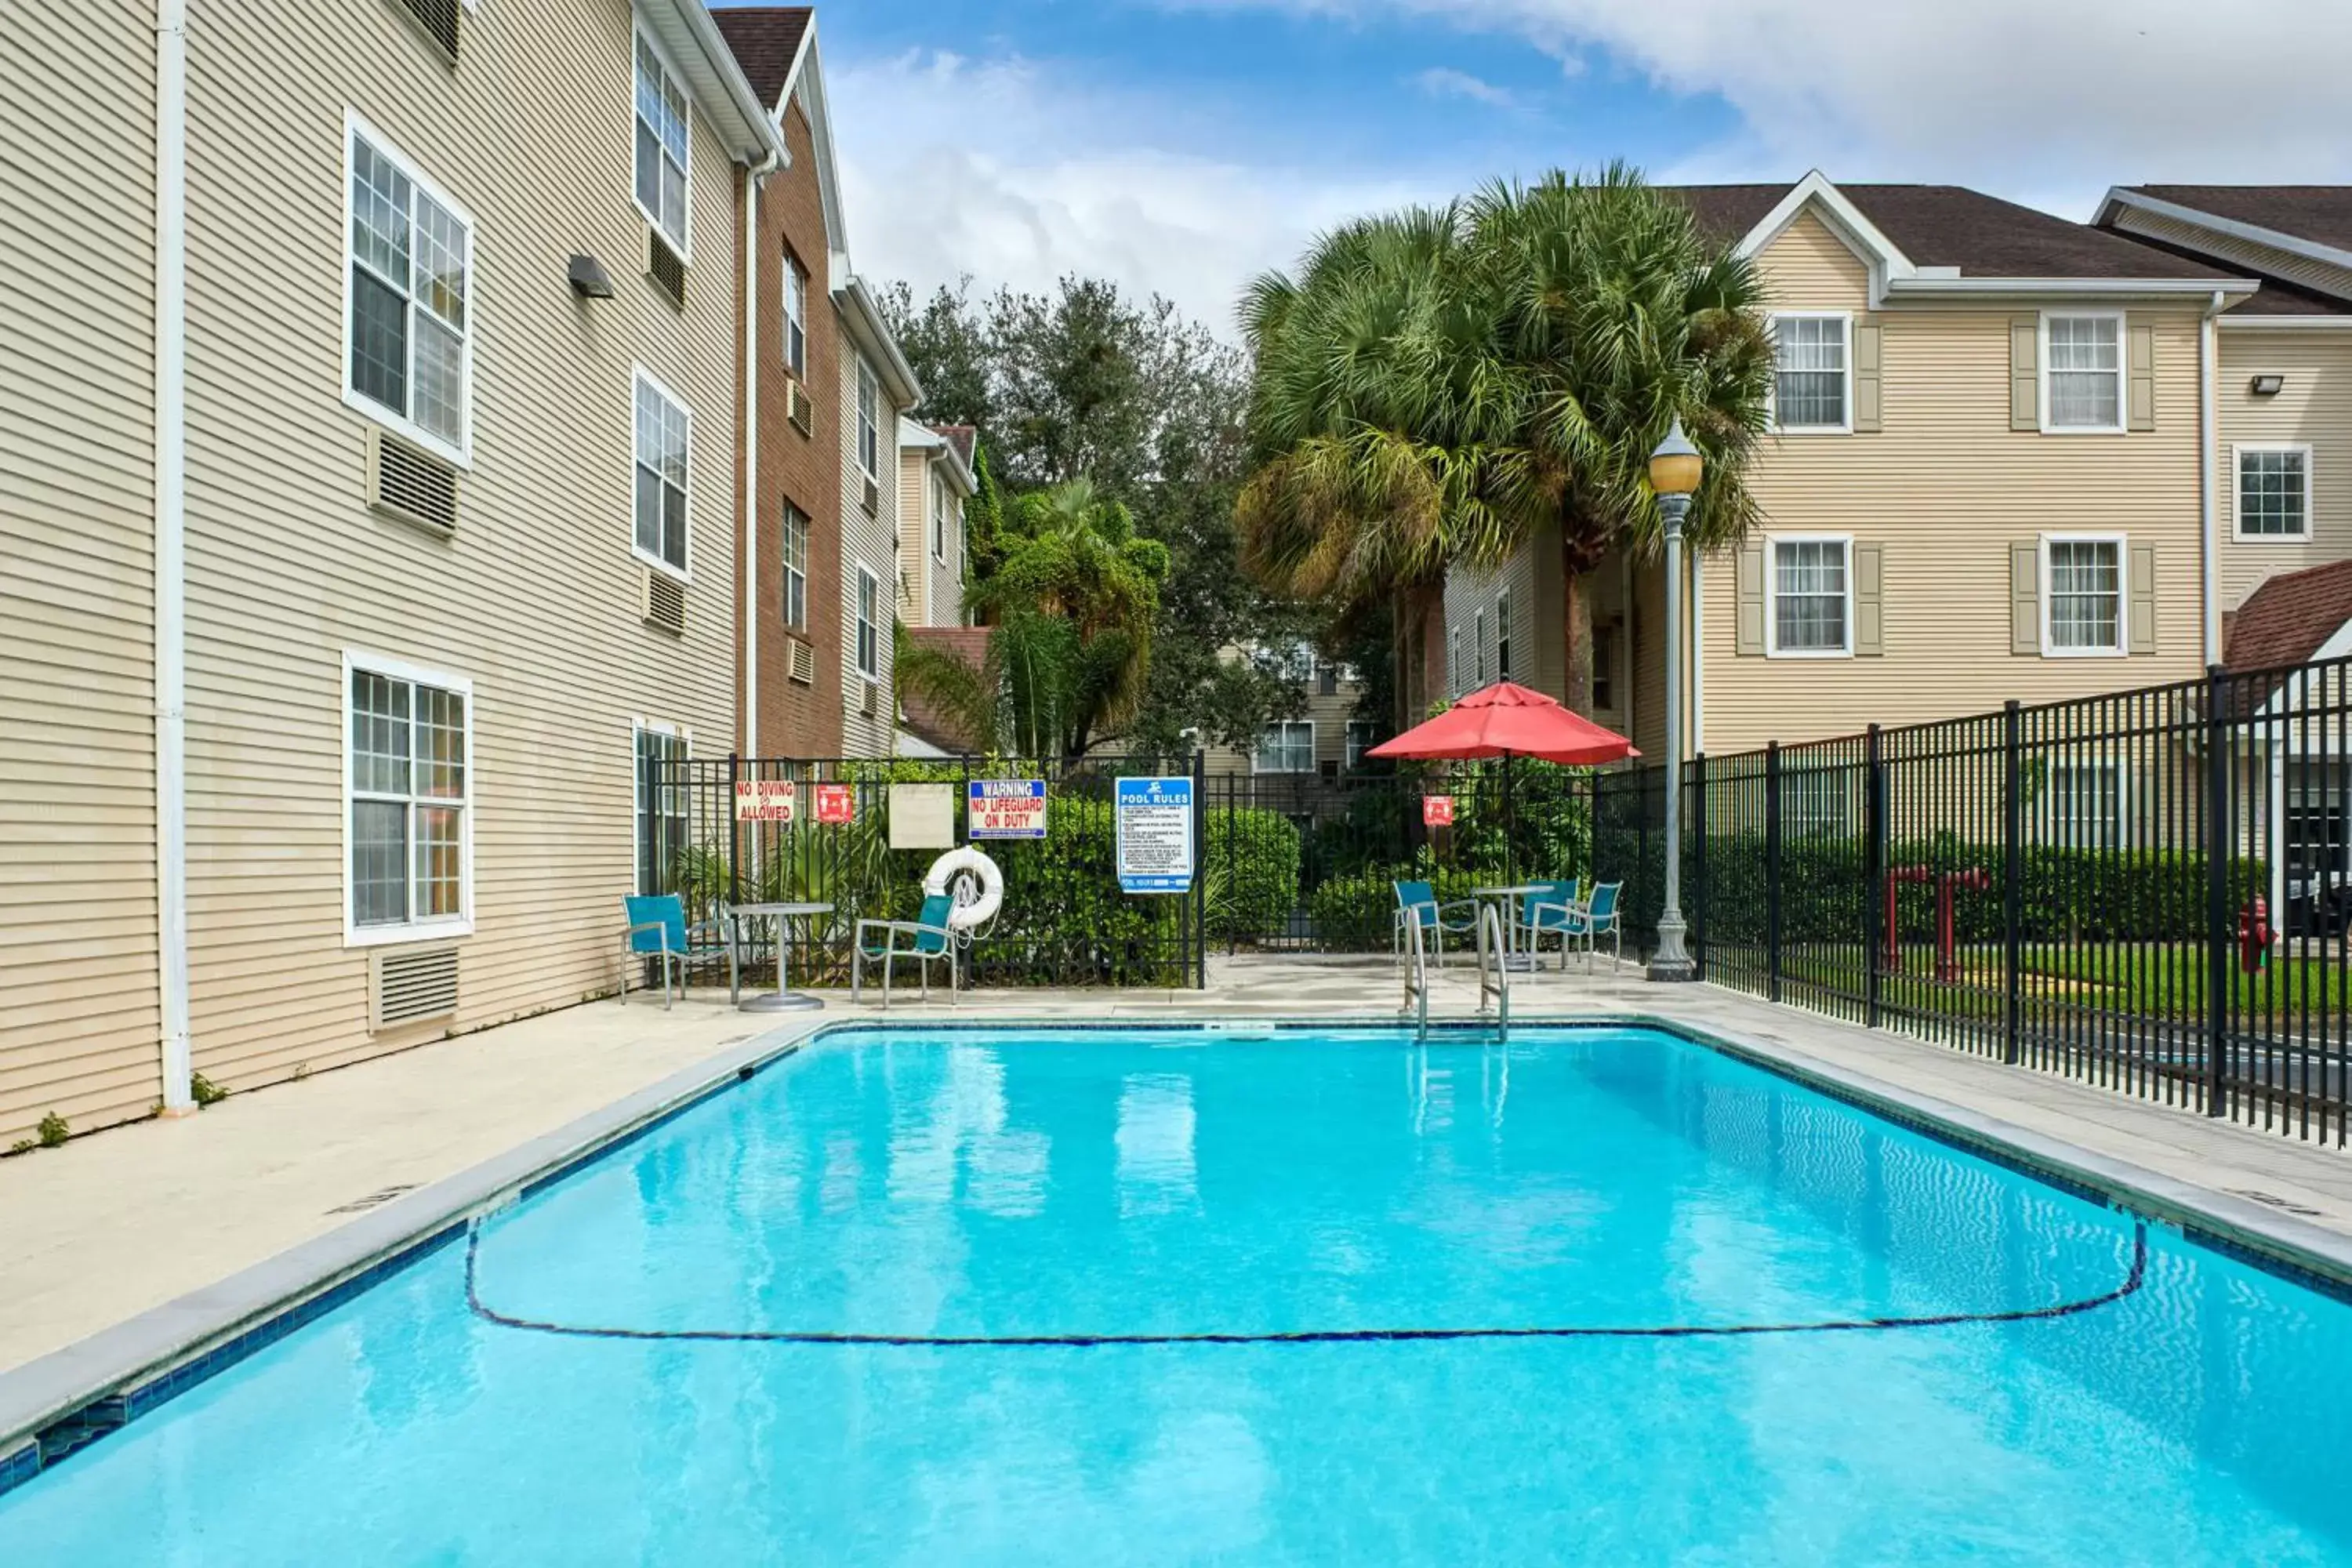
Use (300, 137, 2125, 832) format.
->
(898, 420, 975, 630)
(1214, 650, 1377, 782)
(0, 0, 782, 1145)
(836, 285, 922, 756)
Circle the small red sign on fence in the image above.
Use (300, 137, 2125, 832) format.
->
(814, 783, 856, 825)
(1422, 795, 1455, 828)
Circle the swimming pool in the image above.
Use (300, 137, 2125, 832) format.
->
(4, 1023, 2350, 1564)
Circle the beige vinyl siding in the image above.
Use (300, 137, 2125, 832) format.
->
(2110, 207, 2352, 306)
(0, 1, 162, 1142)
(172, 0, 739, 1093)
(839, 353, 896, 756)
(927, 472, 964, 627)
(895, 444, 927, 623)
(2217, 328, 2352, 612)
(1693, 209, 2207, 755)
(1198, 673, 1368, 779)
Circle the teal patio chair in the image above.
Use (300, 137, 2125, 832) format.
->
(621, 894, 734, 1009)
(1562, 880, 1624, 971)
(1393, 880, 1478, 971)
(852, 892, 958, 1008)
(1517, 879, 1581, 971)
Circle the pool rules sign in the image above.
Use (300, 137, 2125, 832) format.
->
(1114, 775, 1194, 895)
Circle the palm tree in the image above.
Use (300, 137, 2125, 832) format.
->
(1235, 206, 1528, 729)
(1465, 165, 1774, 712)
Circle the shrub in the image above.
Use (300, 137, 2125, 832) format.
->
(1308, 866, 1490, 953)
(1203, 809, 1301, 942)
(36, 1112, 68, 1149)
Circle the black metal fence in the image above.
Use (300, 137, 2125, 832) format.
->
(1690, 656, 2352, 1146)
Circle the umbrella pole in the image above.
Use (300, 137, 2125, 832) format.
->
(1504, 753, 1515, 884)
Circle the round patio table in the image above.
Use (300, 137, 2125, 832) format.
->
(724, 901, 835, 1012)
(1471, 884, 1553, 973)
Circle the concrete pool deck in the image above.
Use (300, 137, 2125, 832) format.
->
(4, 955, 2351, 1453)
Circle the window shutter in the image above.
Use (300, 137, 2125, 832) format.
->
(2127, 324, 2156, 431)
(2010, 317, 2039, 431)
(2128, 544, 2157, 654)
(2010, 542, 2041, 655)
(1852, 321, 1883, 434)
(1735, 543, 1766, 656)
(1853, 543, 1884, 656)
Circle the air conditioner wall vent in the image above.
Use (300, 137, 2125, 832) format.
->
(366, 430, 459, 534)
(371, 944, 459, 1032)
(640, 564, 686, 636)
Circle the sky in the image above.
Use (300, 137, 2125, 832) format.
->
(716, 0, 2352, 339)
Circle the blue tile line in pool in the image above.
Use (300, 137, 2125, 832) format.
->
(3, 1017, 2348, 1506)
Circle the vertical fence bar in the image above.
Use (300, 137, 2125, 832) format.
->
(1195, 749, 1209, 988)
(1766, 739, 1783, 1003)
(1690, 753, 1708, 980)
(1864, 725, 1883, 1029)
(2204, 664, 2231, 1118)
(726, 752, 742, 909)
(2002, 701, 2023, 1065)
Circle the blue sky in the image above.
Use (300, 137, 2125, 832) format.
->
(717, 0, 2352, 338)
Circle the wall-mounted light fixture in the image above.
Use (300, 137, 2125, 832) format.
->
(568, 254, 615, 299)
(2251, 373, 2286, 397)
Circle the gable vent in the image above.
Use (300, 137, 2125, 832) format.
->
(367, 430, 458, 534)
(640, 564, 687, 636)
(786, 379, 814, 437)
(390, 0, 459, 58)
(371, 945, 459, 1032)
(788, 635, 815, 685)
(861, 476, 880, 517)
(647, 230, 685, 307)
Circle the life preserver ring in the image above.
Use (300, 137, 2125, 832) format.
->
(924, 847, 1003, 930)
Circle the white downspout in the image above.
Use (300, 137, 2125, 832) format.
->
(2201, 289, 2223, 666)
(155, 0, 193, 1114)
(739, 151, 777, 753)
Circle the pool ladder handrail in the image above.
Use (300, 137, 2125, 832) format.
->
(1401, 906, 1432, 1039)
(1475, 902, 1510, 1036)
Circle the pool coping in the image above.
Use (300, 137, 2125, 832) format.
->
(4, 1007, 2350, 1497)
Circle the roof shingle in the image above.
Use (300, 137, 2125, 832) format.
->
(2124, 187, 2352, 255)
(710, 7, 811, 111)
(2226, 561, 2352, 673)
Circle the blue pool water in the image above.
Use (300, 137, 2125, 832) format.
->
(5, 1025, 2352, 1564)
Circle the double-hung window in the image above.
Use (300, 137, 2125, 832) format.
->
(2045, 314, 2123, 432)
(633, 33, 690, 252)
(1496, 591, 1512, 680)
(633, 371, 690, 575)
(782, 252, 808, 379)
(856, 360, 881, 477)
(1450, 630, 1462, 696)
(2237, 445, 2311, 539)
(1592, 627, 1616, 711)
(931, 472, 949, 561)
(1769, 537, 1852, 655)
(855, 566, 880, 679)
(346, 118, 471, 460)
(2044, 536, 2123, 654)
(633, 725, 688, 895)
(1345, 720, 1377, 770)
(347, 658, 470, 940)
(782, 502, 809, 628)
(1255, 720, 1314, 774)
(1771, 314, 1849, 431)
(1473, 609, 1487, 685)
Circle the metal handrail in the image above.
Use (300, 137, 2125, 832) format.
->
(1401, 906, 1431, 1039)
(1475, 902, 1510, 1033)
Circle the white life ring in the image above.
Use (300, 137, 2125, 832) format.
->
(924, 847, 1003, 930)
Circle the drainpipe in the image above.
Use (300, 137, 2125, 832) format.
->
(155, 0, 193, 1114)
(739, 151, 778, 753)
(2201, 289, 2223, 666)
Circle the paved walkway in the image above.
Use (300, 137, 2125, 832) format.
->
(3, 955, 2349, 1379)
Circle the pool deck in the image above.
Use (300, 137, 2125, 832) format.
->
(4, 956, 2351, 1460)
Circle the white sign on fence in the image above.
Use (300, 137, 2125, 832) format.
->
(888, 783, 956, 850)
(1115, 775, 1195, 895)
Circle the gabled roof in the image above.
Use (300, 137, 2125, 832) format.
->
(931, 424, 977, 471)
(2115, 187, 2352, 255)
(2226, 561, 2352, 674)
(637, 0, 787, 165)
(898, 419, 977, 495)
(2094, 186, 2352, 318)
(711, 7, 847, 264)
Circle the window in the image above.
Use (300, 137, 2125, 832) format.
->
(2045, 536, 2123, 654)
(1778, 770, 1851, 840)
(1345, 720, 1377, 769)
(1450, 630, 1462, 696)
(2238, 445, 2311, 539)
(856, 359, 880, 477)
(1255, 720, 1315, 774)
(1473, 608, 1486, 687)
(931, 472, 949, 562)
(633, 371, 689, 575)
(1769, 537, 1852, 655)
(345, 118, 471, 459)
(633, 32, 689, 252)
(782, 502, 808, 629)
(1496, 591, 1512, 680)
(1771, 314, 1849, 431)
(1592, 626, 1616, 711)
(855, 565, 880, 679)
(347, 658, 469, 939)
(2045, 314, 2123, 432)
(2042, 760, 2122, 848)
(1317, 662, 1338, 698)
(782, 252, 808, 379)
(633, 726, 688, 895)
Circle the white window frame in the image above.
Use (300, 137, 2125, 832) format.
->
(2040, 532, 2128, 658)
(2233, 443, 2314, 543)
(1254, 719, 1316, 775)
(631, 24, 693, 259)
(1766, 312, 1853, 435)
(855, 564, 881, 680)
(340, 111, 475, 466)
(631, 366, 691, 581)
(782, 249, 808, 381)
(2039, 310, 2127, 435)
(2038, 757, 2129, 849)
(781, 499, 808, 629)
(856, 359, 881, 479)
(342, 650, 474, 947)
(630, 720, 691, 896)
(931, 471, 950, 564)
(1764, 533, 1855, 659)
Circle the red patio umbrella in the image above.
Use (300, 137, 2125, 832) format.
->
(1368, 681, 1638, 766)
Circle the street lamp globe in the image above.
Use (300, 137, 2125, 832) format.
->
(1649, 416, 1704, 499)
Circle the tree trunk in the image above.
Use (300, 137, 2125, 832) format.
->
(1563, 567, 1593, 717)
(1418, 587, 1448, 718)
(1392, 589, 1416, 734)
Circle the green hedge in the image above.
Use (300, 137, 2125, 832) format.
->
(1204, 809, 1302, 942)
(1308, 866, 1491, 952)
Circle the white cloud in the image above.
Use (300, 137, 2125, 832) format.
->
(1412, 67, 1518, 110)
(826, 50, 1438, 339)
